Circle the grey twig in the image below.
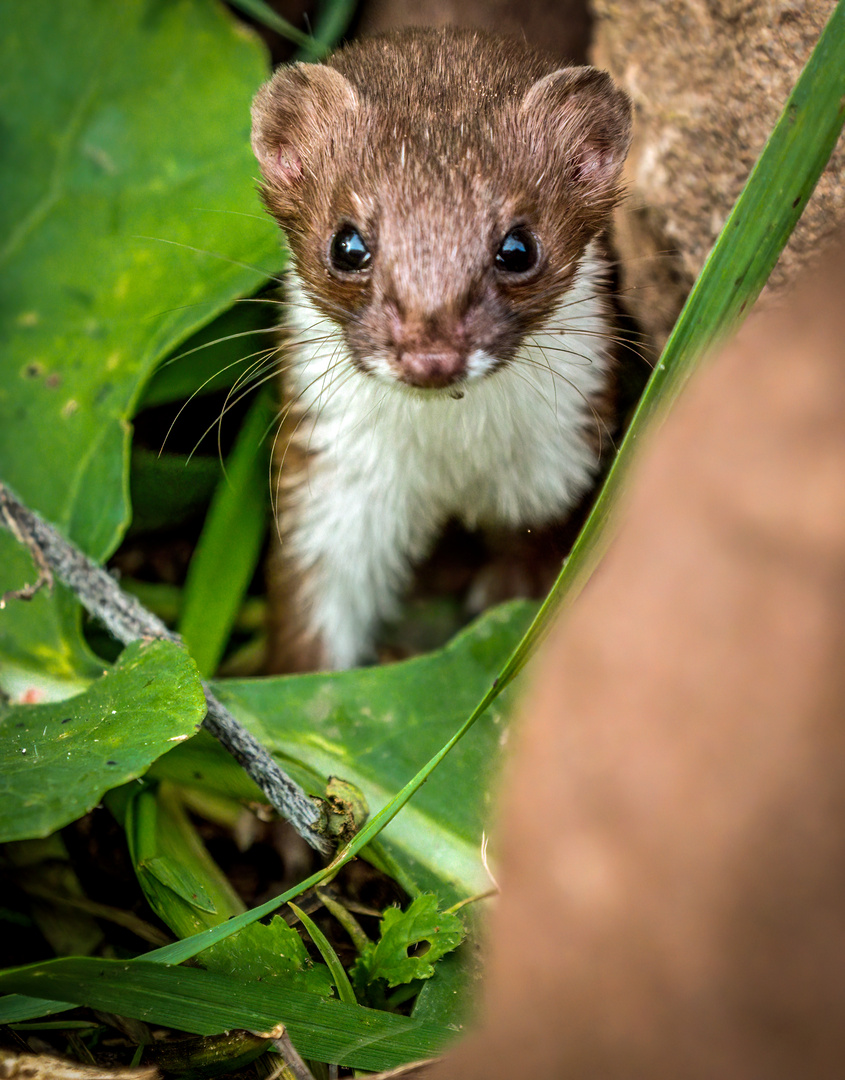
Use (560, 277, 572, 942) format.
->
(0, 481, 332, 855)
(256, 1025, 317, 1080)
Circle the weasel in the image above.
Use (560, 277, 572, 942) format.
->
(251, 28, 632, 671)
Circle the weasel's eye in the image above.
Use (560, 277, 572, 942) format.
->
(330, 225, 372, 273)
(495, 227, 539, 275)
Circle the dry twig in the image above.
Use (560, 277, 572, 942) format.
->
(0, 481, 332, 855)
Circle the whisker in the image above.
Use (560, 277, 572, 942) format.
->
(513, 355, 615, 458)
(182, 346, 282, 465)
(272, 354, 353, 525)
(526, 336, 560, 416)
(530, 334, 653, 368)
(156, 326, 281, 372)
(303, 342, 352, 464)
(132, 234, 285, 285)
(188, 207, 279, 225)
(159, 343, 280, 456)
(215, 347, 287, 467)
(507, 362, 562, 429)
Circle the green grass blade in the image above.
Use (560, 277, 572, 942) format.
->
(289, 903, 358, 1005)
(0, 959, 455, 1071)
(229, 0, 359, 59)
(488, 0, 845, 692)
(0, 996, 72, 1023)
(303, 0, 360, 55)
(227, 0, 313, 49)
(177, 389, 272, 676)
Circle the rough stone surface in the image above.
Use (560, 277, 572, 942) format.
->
(591, 0, 845, 347)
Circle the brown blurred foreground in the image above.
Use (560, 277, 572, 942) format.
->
(424, 237, 845, 1079)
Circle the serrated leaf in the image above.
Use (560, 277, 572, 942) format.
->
(353, 896, 464, 991)
(0, 640, 205, 842)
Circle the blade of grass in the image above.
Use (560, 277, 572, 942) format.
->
(289, 903, 358, 1005)
(302, 0, 360, 55)
(227, 0, 314, 49)
(488, 0, 845, 693)
(0, 959, 455, 1071)
(231, 0, 359, 59)
(177, 389, 272, 676)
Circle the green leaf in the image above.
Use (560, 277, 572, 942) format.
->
(153, 601, 537, 902)
(353, 896, 464, 991)
(201, 916, 332, 993)
(411, 940, 482, 1034)
(0, 0, 281, 681)
(0, 959, 458, 1071)
(0, 996, 72, 1024)
(127, 785, 232, 917)
(177, 389, 272, 676)
(0, 640, 205, 843)
(121, 782, 332, 995)
(128, 449, 222, 536)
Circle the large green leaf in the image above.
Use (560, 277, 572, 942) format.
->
(0, 0, 282, 685)
(0, 958, 457, 1071)
(151, 602, 536, 903)
(0, 640, 206, 842)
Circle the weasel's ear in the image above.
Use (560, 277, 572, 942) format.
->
(519, 67, 632, 203)
(251, 63, 357, 199)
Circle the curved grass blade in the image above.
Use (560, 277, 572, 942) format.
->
(227, 0, 313, 49)
(230, 0, 360, 59)
(488, 0, 845, 693)
(302, 0, 360, 56)
(289, 902, 358, 1005)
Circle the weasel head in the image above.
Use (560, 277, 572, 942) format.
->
(251, 29, 631, 394)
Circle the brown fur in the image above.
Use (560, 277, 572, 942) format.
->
(252, 30, 631, 367)
(255, 30, 631, 341)
(252, 29, 632, 671)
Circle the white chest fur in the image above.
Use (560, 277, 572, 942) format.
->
(280, 244, 613, 668)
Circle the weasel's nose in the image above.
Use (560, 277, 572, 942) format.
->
(398, 349, 467, 388)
